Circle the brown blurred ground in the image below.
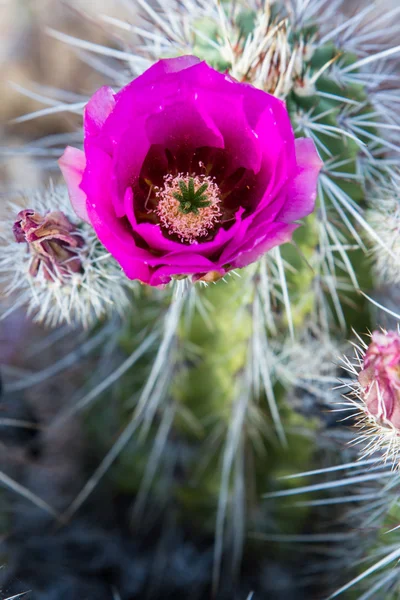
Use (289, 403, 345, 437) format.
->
(0, 0, 138, 191)
(0, 0, 133, 126)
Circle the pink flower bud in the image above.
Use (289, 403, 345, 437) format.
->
(358, 330, 400, 428)
(13, 209, 82, 282)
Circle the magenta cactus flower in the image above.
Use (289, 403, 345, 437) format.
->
(59, 56, 322, 286)
(358, 330, 400, 428)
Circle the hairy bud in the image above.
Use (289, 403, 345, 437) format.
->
(358, 330, 400, 429)
(13, 209, 82, 281)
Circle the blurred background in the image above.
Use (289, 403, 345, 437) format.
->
(0, 0, 134, 191)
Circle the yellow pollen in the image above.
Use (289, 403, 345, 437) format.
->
(155, 173, 222, 244)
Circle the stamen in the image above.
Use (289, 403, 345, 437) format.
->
(155, 173, 222, 244)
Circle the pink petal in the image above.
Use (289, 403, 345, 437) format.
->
(131, 208, 245, 257)
(81, 145, 153, 283)
(111, 122, 151, 218)
(115, 56, 202, 101)
(277, 138, 323, 223)
(225, 222, 298, 269)
(146, 96, 224, 154)
(58, 146, 89, 223)
(198, 91, 262, 173)
(84, 86, 116, 139)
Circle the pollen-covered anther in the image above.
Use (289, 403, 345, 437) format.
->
(155, 174, 222, 244)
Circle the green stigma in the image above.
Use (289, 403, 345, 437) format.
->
(173, 177, 211, 215)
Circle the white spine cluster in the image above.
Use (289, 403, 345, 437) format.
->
(0, 184, 137, 328)
(367, 175, 400, 286)
(339, 331, 400, 468)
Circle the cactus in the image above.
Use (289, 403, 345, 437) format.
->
(1, 1, 400, 598)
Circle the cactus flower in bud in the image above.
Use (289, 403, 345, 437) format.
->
(358, 331, 400, 428)
(1, 186, 139, 327)
(59, 56, 322, 286)
(13, 209, 82, 281)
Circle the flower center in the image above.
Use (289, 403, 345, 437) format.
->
(155, 174, 222, 244)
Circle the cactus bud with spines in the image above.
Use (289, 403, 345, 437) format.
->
(13, 208, 83, 280)
(341, 329, 400, 467)
(0, 185, 137, 328)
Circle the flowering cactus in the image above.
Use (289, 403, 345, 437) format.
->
(59, 56, 321, 285)
(1, 1, 400, 598)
